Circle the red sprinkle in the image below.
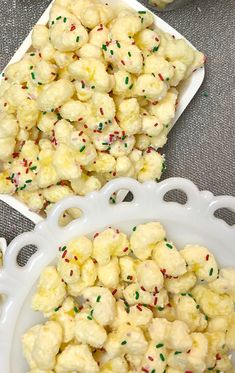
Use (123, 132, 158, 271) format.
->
(141, 368, 148, 373)
(100, 107, 104, 115)
(140, 286, 146, 291)
(78, 117, 83, 122)
(65, 258, 70, 263)
(70, 270, 73, 276)
(70, 24, 76, 31)
(74, 255, 78, 260)
(62, 250, 67, 258)
(137, 305, 142, 311)
(216, 353, 221, 360)
(160, 268, 166, 275)
(121, 60, 125, 65)
(206, 254, 209, 261)
(12, 152, 19, 158)
(79, 131, 83, 136)
(94, 232, 99, 238)
(97, 24, 103, 31)
(158, 73, 164, 81)
(25, 168, 29, 174)
(123, 247, 129, 252)
(148, 356, 154, 361)
(112, 289, 117, 295)
(154, 297, 158, 305)
(84, 124, 88, 128)
(4, 102, 7, 106)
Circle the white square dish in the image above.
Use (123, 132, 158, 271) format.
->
(0, 177, 234, 373)
(0, 0, 205, 224)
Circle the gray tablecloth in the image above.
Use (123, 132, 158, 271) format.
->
(0, 0, 235, 246)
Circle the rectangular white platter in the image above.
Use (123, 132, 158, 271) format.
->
(0, 0, 205, 224)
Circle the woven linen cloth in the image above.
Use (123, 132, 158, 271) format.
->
(0, 0, 234, 258)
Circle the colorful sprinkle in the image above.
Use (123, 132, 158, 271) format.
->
(209, 268, 213, 276)
(166, 243, 173, 249)
(135, 291, 139, 300)
(128, 51, 132, 57)
(102, 44, 107, 51)
(96, 295, 101, 303)
(158, 73, 164, 81)
(116, 41, 121, 48)
(202, 91, 209, 97)
(76, 36, 80, 42)
(152, 46, 159, 52)
(121, 340, 127, 345)
(74, 306, 79, 313)
(132, 226, 136, 231)
(160, 353, 165, 362)
(156, 343, 164, 348)
(80, 145, 86, 152)
(125, 76, 129, 85)
(206, 254, 210, 261)
(175, 351, 182, 355)
(31, 72, 35, 80)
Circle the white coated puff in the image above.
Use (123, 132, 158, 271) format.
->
(37, 79, 75, 112)
(31, 321, 62, 370)
(55, 344, 99, 373)
(31, 266, 66, 315)
(93, 228, 130, 265)
(71, 174, 101, 195)
(32, 25, 50, 49)
(50, 19, 88, 52)
(180, 245, 218, 282)
(68, 58, 112, 93)
(152, 240, 187, 277)
(117, 98, 141, 136)
(130, 221, 166, 260)
(137, 151, 164, 182)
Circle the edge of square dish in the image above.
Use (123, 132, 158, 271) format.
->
(0, 0, 205, 224)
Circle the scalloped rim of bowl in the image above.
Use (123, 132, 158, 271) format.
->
(0, 177, 234, 372)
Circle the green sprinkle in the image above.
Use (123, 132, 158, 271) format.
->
(74, 306, 79, 313)
(132, 226, 136, 231)
(80, 145, 86, 152)
(96, 295, 101, 303)
(196, 304, 200, 309)
(202, 91, 209, 97)
(160, 353, 165, 362)
(54, 306, 61, 312)
(166, 77, 170, 81)
(91, 85, 95, 89)
(61, 246, 67, 251)
(102, 44, 107, 51)
(125, 76, 129, 85)
(30, 166, 37, 171)
(116, 41, 121, 48)
(38, 82, 42, 85)
(135, 291, 139, 300)
(76, 36, 80, 42)
(56, 16, 62, 20)
(63, 17, 67, 23)
(121, 340, 127, 345)
(129, 83, 133, 90)
(37, 156, 39, 161)
(152, 46, 159, 52)
(141, 17, 144, 24)
(57, 113, 62, 120)
(209, 268, 213, 276)
(128, 51, 132, 57)
(151, 370, 155, 373)
(181, 293, 187, 296)
(110, 50, 114, 55)
(30, 66, 33, 70)
(122, 135, 127, 140)
(124, 143, 128, 148)
(52, 21, 55, 25)
(138, 11, 146, 14)
(152, 72, 156, 77)
(124, 301, 130, 313)
(31, 72, 35, 80)
(30, 53, 35, 56)
(25, 179, 32, 183)
(166, 243, 173, 249)
(87, 316, 92, 320)
(174, 351, 182, 355)
(188, 293, 193, 297)
(158, 306, 164, 311)
(43, 112, 47, 115)
(156, 343, 164, 348)
(208, 368, 214, 371)
(205, 315, 209, 321)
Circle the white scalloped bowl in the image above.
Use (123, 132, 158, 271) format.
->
(0, 177, 234, 373)
(0, 0, 205, 225)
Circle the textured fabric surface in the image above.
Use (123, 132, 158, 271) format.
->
(0, 0, 234, 251)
